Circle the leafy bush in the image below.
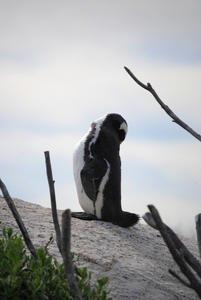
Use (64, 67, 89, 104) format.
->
(0, 228, 112, 300)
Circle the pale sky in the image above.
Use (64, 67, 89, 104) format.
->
(0, 0, 200, 238)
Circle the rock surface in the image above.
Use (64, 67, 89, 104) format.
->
(0, 196, 200, 299)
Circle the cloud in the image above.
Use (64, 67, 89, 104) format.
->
(122, 139, 200, 179)
(0, 1, 200, 238)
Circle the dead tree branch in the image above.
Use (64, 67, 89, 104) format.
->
(124, 66, 201, 142)
(168, 269, 193, 289)
(44, 152, 82, 298)
(62, 209, 83, 300)
(143, 205, 201, 298)
(0, 179, 37, 259)
(195, 214, 201, 259)
(143, 212, 201, 278)
(44, 151, 62, 255)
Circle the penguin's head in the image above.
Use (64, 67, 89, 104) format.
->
(101, 113, 128, 144)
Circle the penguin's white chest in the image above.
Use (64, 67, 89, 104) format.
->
(73, 137, 110, 219)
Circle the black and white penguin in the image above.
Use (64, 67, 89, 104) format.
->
(72, 113, 139, 228)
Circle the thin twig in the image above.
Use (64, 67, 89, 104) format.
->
(62, 209, 83, 300)
(0, 179, 37, 259)
(143, 212, 201, 278)
(124, 66, 201, 142)
(195, 214, 201, 259)
(169, 269, 192, 289)
(148, 205, 201, 298)
(44, 151, 62, 255)
(142, 212, 158, 229)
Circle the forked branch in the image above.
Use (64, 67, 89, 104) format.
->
(143, 212, 201, 277)
(124, 66, 201, 142)
(143, 206, 201, 298)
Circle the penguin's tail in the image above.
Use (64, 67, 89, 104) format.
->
(114, 211, 140, 228)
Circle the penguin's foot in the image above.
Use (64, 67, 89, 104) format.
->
(71, 211, 99, 221)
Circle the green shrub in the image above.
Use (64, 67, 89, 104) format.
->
(0, 228, 112, 300)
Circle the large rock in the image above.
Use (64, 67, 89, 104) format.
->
(0, 196, 199, 299)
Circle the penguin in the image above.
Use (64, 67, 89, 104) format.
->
(72, 113, 139, 228)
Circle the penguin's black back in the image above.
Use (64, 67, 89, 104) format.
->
(85, 114, 128, 221)
(73, 113, 139, 227)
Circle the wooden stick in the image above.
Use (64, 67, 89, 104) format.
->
(169, 269, 192, 289)
(44, 151, 62, 255)
(195, 214, 201, 259)
(148, 205, 201, 298)
(62, 209, 83, 300)
(0, 179, 37, 259)
(143, 212, 201, 278)
(124, 66, 201, 142)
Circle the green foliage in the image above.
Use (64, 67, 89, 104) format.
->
(0, 228, 112, 300)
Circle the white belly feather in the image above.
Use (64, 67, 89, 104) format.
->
(73, 134, 110, 219)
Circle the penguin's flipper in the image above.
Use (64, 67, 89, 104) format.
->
(71, 211, 99, 220)
(80, 156, 108, 201)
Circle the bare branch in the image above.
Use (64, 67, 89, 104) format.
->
(62, 209, 83, 300)
(169, 269, 192, 289)
(44, 151, 62, 255)
(44, 152, 82, 298)
(0, 179, 37, 259)
(148, 205, 201, 298)
(195, 214, 201, 259)
(124, 66, 201, 142)
(142, 212, 157, 229)
(142, 212, 201, 278)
